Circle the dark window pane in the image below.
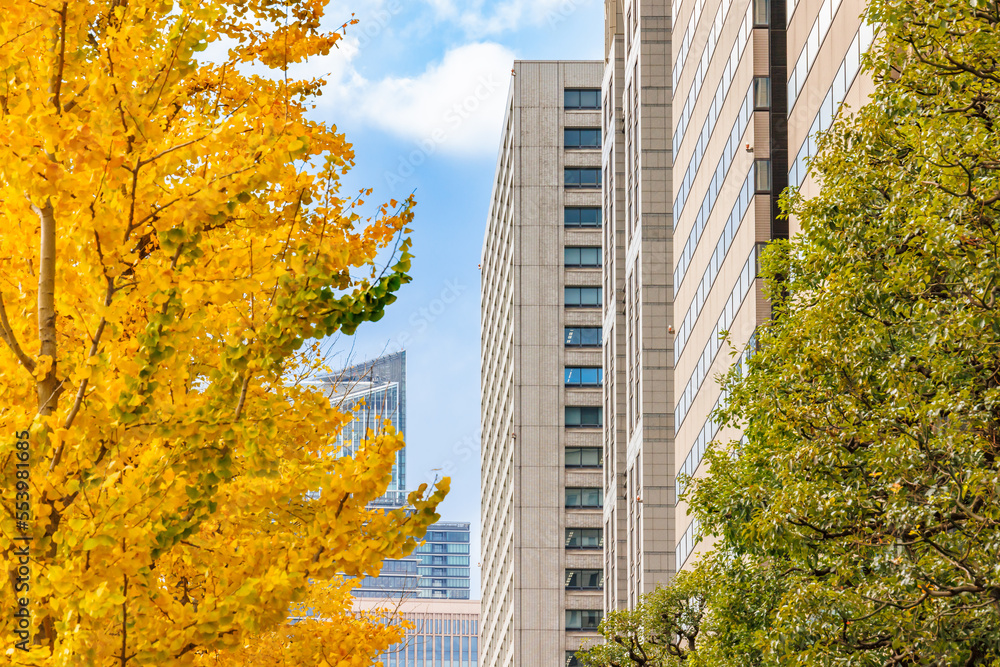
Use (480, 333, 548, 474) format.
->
(753, 0, 769, 25)
(565, 88, 601, 110)
(754, 76, 771, 109)
(565, 168, 602, 189)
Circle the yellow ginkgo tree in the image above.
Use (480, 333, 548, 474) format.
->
(0, 0, 446, 664)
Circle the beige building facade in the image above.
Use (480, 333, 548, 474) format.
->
(480, 61, 607, 667)
(669, 0, 876, 571)
(601, 0, 675, 613)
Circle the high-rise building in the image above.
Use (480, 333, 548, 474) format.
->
(319, 352, 471, 600)
(480, 60, 606, 667)
(667, 0, 874, 572)
(323, 350, 407, 508)
(413, 522, 472, 600)
(601, 0, 675, 613)
(355, 598, 480, 667)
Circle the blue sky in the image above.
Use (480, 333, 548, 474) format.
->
(300, 0, 605, 594)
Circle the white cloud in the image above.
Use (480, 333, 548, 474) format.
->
(315, 41, 514, 157)
(357, 42, 513, 156)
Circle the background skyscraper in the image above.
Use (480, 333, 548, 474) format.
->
(319, 351, 472, 600)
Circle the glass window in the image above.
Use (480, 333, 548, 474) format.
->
(564, 207, 602, 228)
(565, 167, 602, 189)
(755, 159, 772, 192)
(754, 76, 771, 110)
(566, 652, 581, 667)
(565, 406, 603, 427)
(565, 287, 602, 307)
(564, 327, 602, 347)
(565, 447, 602, 468)
(753, 0, 769, 26)
(564, 247, 602, 267)
(565, 609, 603, 630)
(565, 89, 601, 110)
(565, 128, 602, 149)
(565, 487, 603, 508)
(564, 367, 603, 386)
(565, 527, 604, 549)
(565, 569, 604, 589)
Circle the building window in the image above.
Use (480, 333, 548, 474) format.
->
(564, 207, 602, 228)
(754, 76, 771, 110)
(565, 527, 604, 549)
(565, 367, 602, 386)
(565, 487, 603, 508)
(566, 609, 603, 630)
(753, 0, 769, 26)
(565, 287, 602, 307)
(565, 569, 604, 589)
(566, 651, 582, 667)
(565, 128, 602, 149)
(565, 447, 602, 468)
(565, 89, 601, 110)
(565, 167, 602, 189)
(755, 159, 772, 192)
(564, 326, 602, 347)
(564, 247, 602, 268)
(565, 406, 603, 427)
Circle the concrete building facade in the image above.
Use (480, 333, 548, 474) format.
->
(480, 60, 607, 667)
(601, 0, 676, 613)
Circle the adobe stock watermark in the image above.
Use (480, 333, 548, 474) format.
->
(420, 429, 482, 489)
(384, 74, 505, 188)
(384, 278, 467, 353)
(352, 0, 403, 51)
(545, 0, 592, 28)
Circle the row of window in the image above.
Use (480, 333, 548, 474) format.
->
(565, 287, 602, 307)
(673, 86, 754, 289)
(565, 167, 601, 189)
(675, 247, 758, 429)
(564, 89, 601, 110)
(564, 247, 601, 267)
(565, 527, 603, 549)
(564, 206, 601, 228)
(788, 24, 874, 189)
(565, 447, 601, 468)
(788, 0, 844, 113)
(566, 487, 603, 508)
(564, 326, 602, 347)
(565, 128, 601, 149)
(565, 569, 603, 590)
(565, 406, 602, 428)
(674, 174, 755, 357)
(673, 1, 751, 158)
(566, 609, 603, 631)
(565, 367, 602, 386)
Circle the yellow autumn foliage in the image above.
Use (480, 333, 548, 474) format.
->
(0, 0, 446, 664)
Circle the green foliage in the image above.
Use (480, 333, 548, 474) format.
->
(594, 1, 1000, 665)
(687, 0, 1000, 664)
(578, 550, 782, 667)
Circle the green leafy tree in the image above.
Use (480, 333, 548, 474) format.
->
(687, 0, 1000, 664)
(577, 550, 781, 667)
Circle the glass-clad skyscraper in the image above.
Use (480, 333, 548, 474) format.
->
(322, 350, 407, 508)
(412, 522, 471, 600)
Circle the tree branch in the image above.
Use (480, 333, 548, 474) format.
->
(0, 292, 36, 373)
